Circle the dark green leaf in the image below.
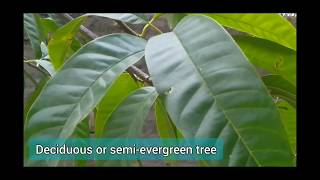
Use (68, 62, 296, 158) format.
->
(24, 13, 46, 58)
(145, 15, 293, 166)
(25, 34, 146, 150)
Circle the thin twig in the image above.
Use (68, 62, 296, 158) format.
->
(140, 15, 163, 37)
(114, 20, 140, 37)
(57, 13, 150, 83)
(24, 61, 48, 77)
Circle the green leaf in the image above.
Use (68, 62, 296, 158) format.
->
(73, 116, 90, 167)
(234, 36, 296, 85)
(24, 76, 49, 164)
(155, 98, 177, 138)
(95, 73, 140, 137)
(25, 34, 146, 149)
(164, 13, 187, 30)
(84, 13, 149, 24)
(24, 76, 49, 129)
(41, 18, 59, 39)
(47, 13, 66, 26)
(99, 87, 158, 167)
(34, 60, 56, 77)
(145, 15, 293, 166)
(277, 101, 296, 156)
(202, 13, 296, 50)
(48, 16, 86, 70)
(262, 75, 296, 108)
(24, 13, 46, 58)
(102, 87, 158, 138)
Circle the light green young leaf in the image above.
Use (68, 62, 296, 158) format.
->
(155, 98, 177, 138)
(48, 16, 86, 70)
(99, 87, 158, 167)
(202, 13, 296, 50)
(95, 73, 140, 137)
(277, 100, 296, 155)
(234, 36, 296, 85)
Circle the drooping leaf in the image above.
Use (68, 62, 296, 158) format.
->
(84, 13, 149, 24)
(202, 13, 296, 50)
(155, 98, 177, 138)
(95, 73, 140, 137)
(102, 87, 158, 138)
(145, 15, 293, 166)
(155, 98, 180, 166)
(262, 74, 296, 108)
(234, 36, 296, 85)
(277, 100, 296, 156)
(24, 13, 46, 58)
(99, 87, 158, 167)
(48, 16, 86, 70)
(25, 34, 146, 147)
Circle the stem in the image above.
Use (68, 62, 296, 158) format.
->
(140, 15, 163, 37)
(24, 61, 48, 77)
(57, 13, 151, 84)
(114, 20, 140, 37)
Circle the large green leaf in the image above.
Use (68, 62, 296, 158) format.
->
(202, 13, 296, 50)
(145, 15, 293, 166)
(234, 36, 296, 85)
(48, 16, 86, 70)
(84, 13, 149, 24)
(99, 87, 158, 167)
(95, 73, 140, 137)
(262, 74, 296, 108)
(25, 34, 146, 143)
(24, 13, 45, 58)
